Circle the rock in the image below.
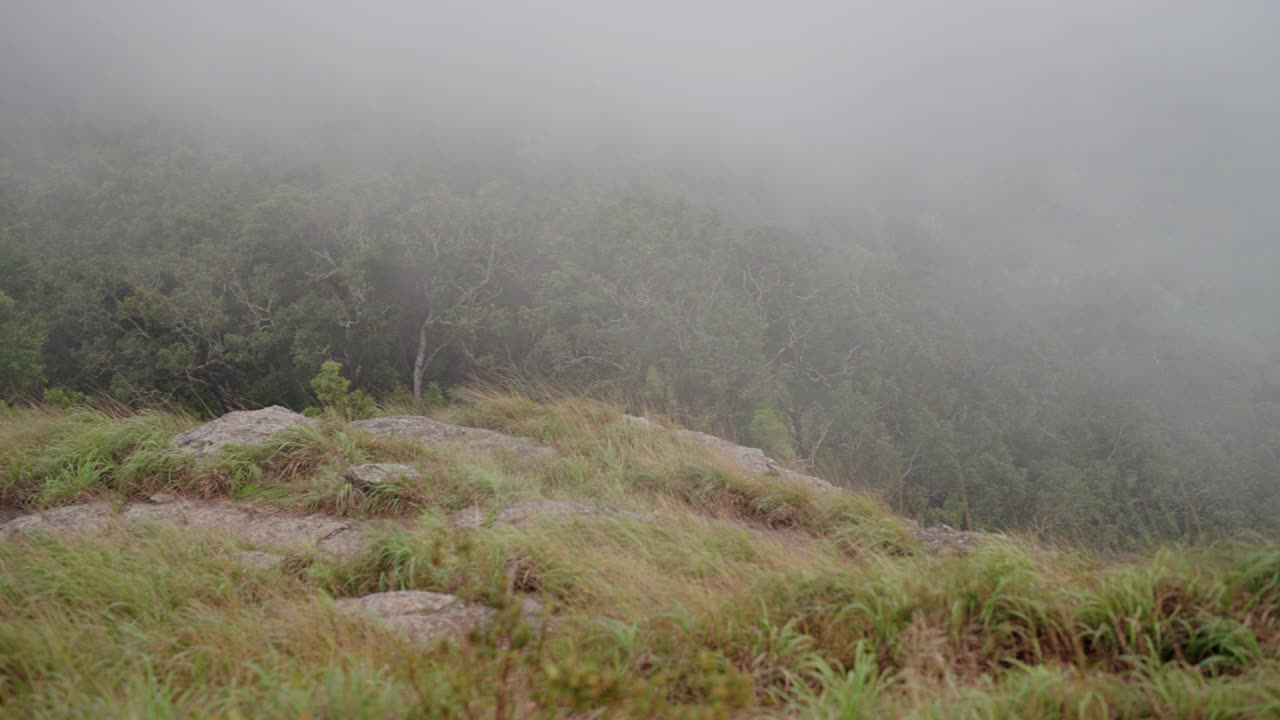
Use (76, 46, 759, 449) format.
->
(172, 406, 316, 457)
(909, 520, 986, 556)
(450, 506, 484, 529)
(621, 414, 658, 429)
(336, 591, 494, 645)
(352, 416, 553, 461)
(519, 596, 547, 621)
(495, 500, 643, 526)
(446, 500, 642, 529)
(340, 463, 422, 491)
(770, 466, 837, 492)
(1, 499, 366, 557)
(674, 427, 776, 475)
(0, 501, 113, 537)
(625, 414, 836, 491)
(233, 550, 285, 569)
(148, 493, 178, 504)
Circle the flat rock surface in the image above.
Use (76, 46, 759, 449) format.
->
(496, 500, 643, 526)
(172, 406, 316, 457)
(336, 591, 494, 645)
(450, 506, 484, 529)
(233, 550, 286, 569)
(352, 416, 553, 461)
(1, 497, 365, 557)
(625, 415, 835, 491)
(341, 463, 423, 490)
(907, 520, 987, 556)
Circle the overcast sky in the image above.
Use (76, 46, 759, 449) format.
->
(3, 1, 1278, 253)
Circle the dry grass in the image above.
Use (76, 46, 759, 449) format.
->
(0, 391, 1278, 717)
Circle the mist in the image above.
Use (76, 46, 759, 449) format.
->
(9, 2, 1279, 266)
(7, 2, 1278, 177)
(2, 0, 1278, 544)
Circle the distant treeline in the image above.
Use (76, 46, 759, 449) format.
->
(1, 112, 1277, 548)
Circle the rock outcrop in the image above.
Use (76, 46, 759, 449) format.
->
(232, 550, 286, 569)
(625, 415, 835, 491)
(495, 500, 643, 526)
(906, 520, 986, 556)
(335, 591, 494, 645)
(1, 495, 365, 557)
(172, 406, 316, 457)
(352, 416, 553, 461)
(450, 506, 485, 529)
(340, 463, 423, 491)
(449, 501, 642, 528)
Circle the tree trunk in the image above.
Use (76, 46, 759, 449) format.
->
(218, 380, 238, 414)
(786, 400, 804, 461)
(958, 466, 974, 531)
(413, 320, 430, 416)
(1179, 479, 1202, 544)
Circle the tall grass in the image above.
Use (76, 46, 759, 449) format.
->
(0, 391, 1277, 716)
(0, 406, 194, 507)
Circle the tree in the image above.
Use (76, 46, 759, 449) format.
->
(309, 360, 375, 419)
(0, 291, 44, 399)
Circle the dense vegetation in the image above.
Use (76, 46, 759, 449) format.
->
(1, 106, 1278, 548)
(1, 393, 1278, 718)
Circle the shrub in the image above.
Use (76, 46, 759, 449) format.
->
(309, 361, 377, 420)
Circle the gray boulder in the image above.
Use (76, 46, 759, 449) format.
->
(335, 591, 494, 645)
(340, 463, 423, 491)
(352, 416, 553, 461)
(172, 406, 316, 457)
(625, 415, 836, 491)
(1, 498, 366, 557)
(906, 519, 987, 556)
(496, 500, 643, 526)
(232, 550, 285, 570)
(450, 506, 484, 529)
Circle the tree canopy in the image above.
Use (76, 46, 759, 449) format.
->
(1, 112, 1277, 549)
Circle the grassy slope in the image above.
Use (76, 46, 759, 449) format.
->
(0, 391, 1277, 718)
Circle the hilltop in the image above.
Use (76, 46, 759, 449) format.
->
(0, 390, 1277, 718)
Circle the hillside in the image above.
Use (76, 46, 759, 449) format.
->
(3, 106, 1279, 551)
(1, 391, 1277, 718)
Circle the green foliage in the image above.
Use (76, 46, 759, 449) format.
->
(2, 108, 1278, 547)
(309, 360, 376, 420)
(747, 405, 794, 462)
(420, 382, 447, 410)
(0, 408, 193, 507)
(0, 393, 1278, 716)
(0, 291, 44, 400)
(41, 386, 90, 409)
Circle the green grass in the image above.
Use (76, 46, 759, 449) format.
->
(0, 393, 1278, 717)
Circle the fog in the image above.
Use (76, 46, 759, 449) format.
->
(6, 1, 1278, 178)
(3, 1, 1280, 539)
(5, 0, 1279, 306)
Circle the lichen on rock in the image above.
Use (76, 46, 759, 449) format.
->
(172, 406, 316, 457)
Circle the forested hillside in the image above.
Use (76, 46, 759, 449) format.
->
(5, 3, 1280, 716)
(2, 106, 1277, 548)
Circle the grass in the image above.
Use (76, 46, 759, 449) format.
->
(0, 392, 1278, 717)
